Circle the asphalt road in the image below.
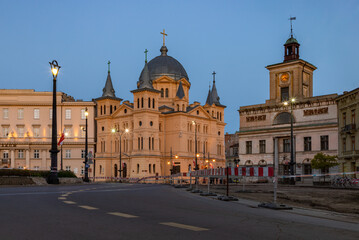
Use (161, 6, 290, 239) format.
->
(0, 183, 358, 240)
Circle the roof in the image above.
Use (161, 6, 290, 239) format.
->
(285, 37, 299, 45)
(102, 72, 116, 97)
(139, 45, 189, 82)
(176, 81, 185, 99)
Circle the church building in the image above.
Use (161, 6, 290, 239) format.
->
(95, 33, 226, 178)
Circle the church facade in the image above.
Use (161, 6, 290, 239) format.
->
(238, 31, 338, 182)
(94, 41, 226, 179)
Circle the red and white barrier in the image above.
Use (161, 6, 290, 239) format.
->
(190, 167, 274, 177)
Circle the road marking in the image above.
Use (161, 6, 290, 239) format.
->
(61, 194, 68, 197)
(160, 222, 209, 231)
(58, 197, 66, 200)
(63, 201, 76, 204)
(107, 212, 138, 218)
(79, 205, 98, 210)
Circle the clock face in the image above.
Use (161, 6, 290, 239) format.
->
(281, 73, 289, 82)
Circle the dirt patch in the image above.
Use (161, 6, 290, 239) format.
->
(195, 183, 359, 215)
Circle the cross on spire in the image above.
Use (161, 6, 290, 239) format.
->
(160, 29, 168, 46)
(212, 71, 216, 83)
(289, 16, 296, 37)
(108, 60, 111, 73)
(144, 49, 148, 63)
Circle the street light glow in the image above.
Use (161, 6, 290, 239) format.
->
(111, 128, 116, 133)
(291, 98, 296, 103)
(283, 101, 289, 106)
(125, 128, 129, 133)
(51, 68, 58, 76)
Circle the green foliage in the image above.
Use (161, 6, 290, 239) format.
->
(0, 169, 76, 178)
(311, 152, 339, 171)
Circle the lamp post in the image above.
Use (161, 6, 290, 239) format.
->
(47, 60, 61, 184)
(284, 98, 296, 185)
(111, 127, 129, 180)
(192, 121, 199, 171)
(83, 108, 90, 182)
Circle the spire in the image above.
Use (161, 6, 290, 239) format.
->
(144, 49, 148, 63)
(284, 17, 300, 62)
(176, 81, 185, 99)
(211, 71, 221, 105)
(289, 16, 296, 38)
(160, 29, 168, 56)
(102, 61, 116, 97)
(205, 87, 212, 105)
(138, 61, 153, 89)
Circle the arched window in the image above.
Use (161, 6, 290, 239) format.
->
(245, 160, 253, 166)
(165, 88, 169, 98)
(114, 164, 118, 177)
(100, 106, 103, 115)
(182, 104, 185, 111)
(114, 106, 116, 111)
(220, 112, 222, 121)
(137, 98, 139, 109)
(99, 165, 103, 174)
(137, 164, 140, 174)
(110, 105, 113, 114)
(152, 137, 154, 150)
(149, 164, 152, 173)
(148, 98, 151, 108)
(258, 160, 267, 166)
(104, 105, 106, 114)
(152, 98, 155, 108)
(177, 104, 180, 111)
(153, 164, 156, 173)
(217, 112, 219, 119)
(273, 112, 294, 125)
(149, 137, 151, 150)
(161, 88, 164, 97)
(141, 98, 144, 108)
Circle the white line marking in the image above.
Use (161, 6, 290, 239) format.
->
(79, 205, 98, 210)
(58, 197, 66, 200)
(160, 222, 209, 231)
(63, 201, 76, 204)
(107, 212, 138, 218)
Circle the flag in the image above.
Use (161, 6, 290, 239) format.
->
(58, 129, 65, 146)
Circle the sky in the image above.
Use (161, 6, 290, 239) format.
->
(1, 0, 358, 133)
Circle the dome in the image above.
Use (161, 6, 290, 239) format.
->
(139, 46, 189, 82)
(285, 37, 299, 45)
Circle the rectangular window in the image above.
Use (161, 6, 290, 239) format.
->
(343, 112, 346, 126)
(34, 150, 40, 159)
(81, 166, 84, 175)
(3, 151, 9, 159)
(65, 109, 71, 120)
(2, 127, 9, 137)
(259, 140, 266, 153)
(33, 166, 40, 171)
(80, 126, 86, 138)
(49, 109, 52, 120)
(18, 150, 24, 158)
(65, 166, 71, 171)
(81, 150, 86, 158)
(18, 108, 24, 119)
(281, 87, 289, 102)
(18, 127, 24, 137)
(283, 139, 290, 153)
(351, 109, 355, 124)
(33, 127, 40, 137)
(304, 137, 312, 151)
(352, 136, 356, 151)
(64, 127, 72, 137)
(34, 109, 40, 119)
(342, 138, 346, 152)
(65, 150, 71, 158)
(3, 108, 9, 119)
(246, 141, 252, 154)
(81, 109, 86, 120)
(320, 135, 329, 151)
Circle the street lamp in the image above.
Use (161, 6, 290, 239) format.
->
(192, 121, 199, 170)
(283, 98, 296, 185)
(83, 108, 90, 182)
(111, 127, 129, 179)
(47, 60, 61, 184)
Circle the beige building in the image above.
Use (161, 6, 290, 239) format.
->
(238, 32, 338, 180)
(336, 88, 359, 177)
(0, 89, 95, 177)
(225, 132, 239, 167)
(94, 42, 226, 179)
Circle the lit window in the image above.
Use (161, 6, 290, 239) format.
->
(18, 109, 24, 119)
(49, 109, 52, 120)
(18, 127, 24, 137)
(64, 127, 72, 137)
(81, 109, 86, 120)
(33, 166, 40, 171)
(65, 109, 71, 120)
(2, 127, 9, 137)
(34, 109, 40, 119)
(80, 126, 86, 138)
(33, 127, 40, 137)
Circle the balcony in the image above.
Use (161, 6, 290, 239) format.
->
(342, 150, 359, 158)
(1, 158, 9, 164)
(341, 124, 356, 133)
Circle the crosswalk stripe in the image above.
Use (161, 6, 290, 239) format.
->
(160, 222, 209, 231)
(63, 201, 76, 204)
(79, 205, 98, 210)
(58, 197, 66, 200)
(107, 212, 138, 218)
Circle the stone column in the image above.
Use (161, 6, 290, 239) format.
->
(42, 150, 47, 170)
(25, 149, 30, 169)
(10, 150, 15, 168)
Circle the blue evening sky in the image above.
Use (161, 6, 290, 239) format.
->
(0, 0, 358, 133)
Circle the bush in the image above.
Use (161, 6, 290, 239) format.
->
(0, 169, 76, 178)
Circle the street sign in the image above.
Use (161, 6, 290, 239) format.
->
(86, 164, 90, 168)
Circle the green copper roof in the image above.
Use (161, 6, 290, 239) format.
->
(285, 37, 299, 45)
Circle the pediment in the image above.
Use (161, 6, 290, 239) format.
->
(112, 103, 133, 117)
(187, 105, 212, 119)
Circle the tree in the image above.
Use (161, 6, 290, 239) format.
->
(311, 153, 339, 184)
